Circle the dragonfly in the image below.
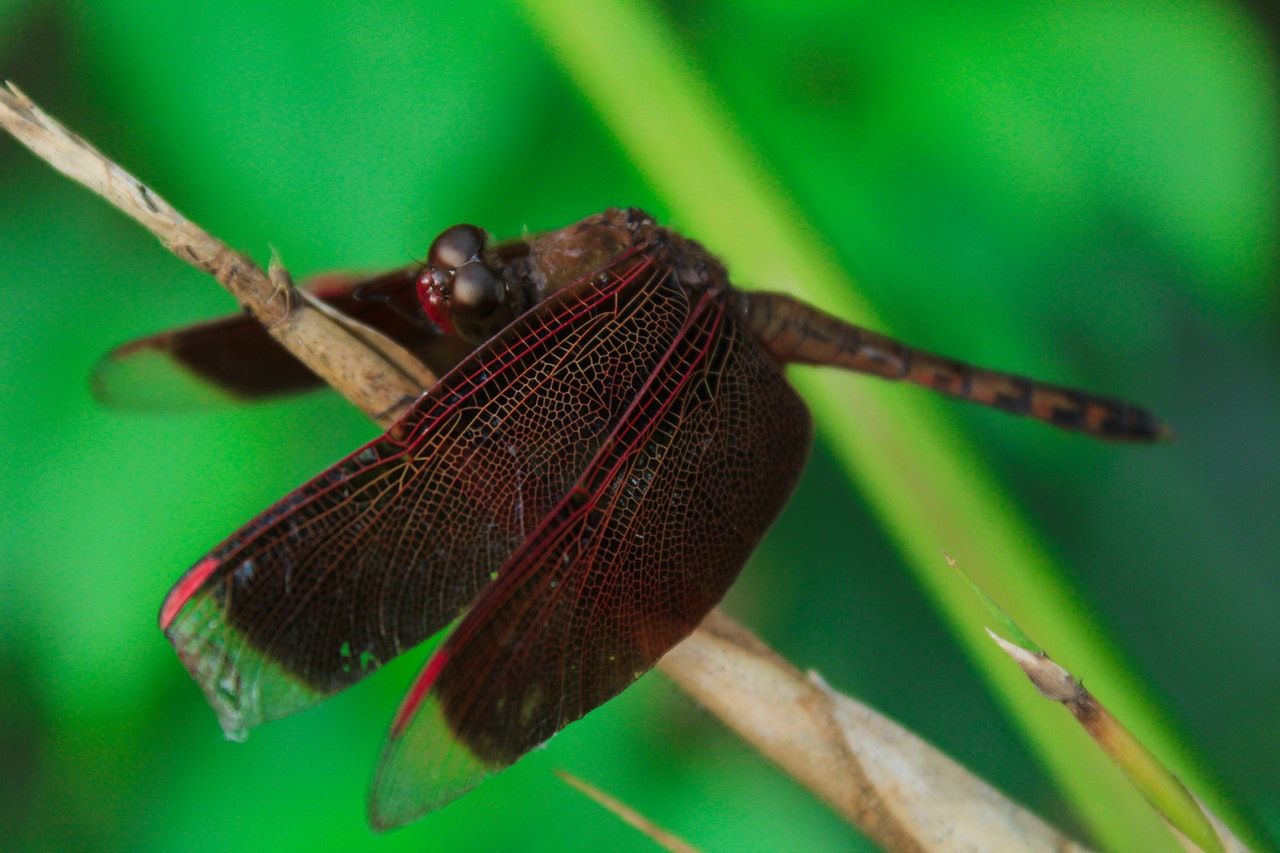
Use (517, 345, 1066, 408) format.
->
(103, 208, 1166, 829)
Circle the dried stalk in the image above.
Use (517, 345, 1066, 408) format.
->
(556, 770, 701, 853)
(661, 611, 1088, 851)
(0, 82, 429, 428)
(989, 633, 1245, 852)
(1, 81, 1089, 852)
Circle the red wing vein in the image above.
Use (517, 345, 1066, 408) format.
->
(164, 246, 710, 739)
(432, 291, 724, 737)
(243, 464, 412, 682)
(184, 455, 409, 676)
(399, 251, 655, 454)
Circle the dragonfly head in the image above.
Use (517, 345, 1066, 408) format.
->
(416, 223, 520, 344)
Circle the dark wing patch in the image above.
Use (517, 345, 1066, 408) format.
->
(161, 250, 690, 739)
(368, 280, 812, 827)
(94, 267, 473, 408)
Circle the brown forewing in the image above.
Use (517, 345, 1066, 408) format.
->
(95, 267, 473, 406)
(369, 268, 811, 823)
(163, 248, 709, 732)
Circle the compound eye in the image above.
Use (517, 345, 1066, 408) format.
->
(428, 224, 485, 271)
(451, 261, 505, 320)
(414, 268, 453, 334)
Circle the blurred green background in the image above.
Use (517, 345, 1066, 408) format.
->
(1, 1, 1276, 850)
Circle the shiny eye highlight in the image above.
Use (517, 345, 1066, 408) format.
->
(428, 224, 485, 271)
(450, 262, 504, 320)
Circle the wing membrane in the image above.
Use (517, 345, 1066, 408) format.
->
(369, 277, 812, 827)
(161, 249, 691, 739)
(94, 268, 473, 408)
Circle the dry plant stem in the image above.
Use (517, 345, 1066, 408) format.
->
(0, 81, 428, 428)
(555, 770, 701, 853)
(989, 634, 1246, 853)
(661, 611, 1090, 852)
(1, 81, 1089, 852)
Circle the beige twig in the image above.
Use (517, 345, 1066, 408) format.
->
(556, 770, 701, 853)
(662, 611, 1089, 851)
(1, 82, 1089, 852)
(0, 81, 429, 427)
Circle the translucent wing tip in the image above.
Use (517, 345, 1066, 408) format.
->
(162, 584, 325, 743)
(367, 684, 501, 830)
(92, 343, 237, 410)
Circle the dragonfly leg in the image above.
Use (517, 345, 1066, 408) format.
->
(735, 291, 1168, 442)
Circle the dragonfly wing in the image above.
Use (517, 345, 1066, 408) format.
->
(95, 311, 321, 408)
(94, 268, 473, 409)
(160, 250, 693, 739)
(368, 277, 812, 828)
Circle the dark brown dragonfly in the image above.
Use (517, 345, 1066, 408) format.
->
(104, 208, 1165, 829)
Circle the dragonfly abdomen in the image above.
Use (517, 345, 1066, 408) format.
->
(736, 290, 1168, 442)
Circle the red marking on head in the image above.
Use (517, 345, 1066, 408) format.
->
(159, 556, 221, 630)
(415, 270, 454, 335)
(390, 647, 451, 737)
